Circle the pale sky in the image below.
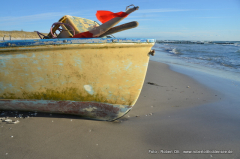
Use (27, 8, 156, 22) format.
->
(1, 0, 240, 41)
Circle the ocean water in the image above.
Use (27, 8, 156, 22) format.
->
(151, 41, 240, 82)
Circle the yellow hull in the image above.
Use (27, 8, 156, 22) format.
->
(0, 39, 154, 120)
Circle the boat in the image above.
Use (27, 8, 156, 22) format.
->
(0, 7, 155, 121)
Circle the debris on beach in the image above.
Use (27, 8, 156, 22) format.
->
(3, 119, 12, 122)
(8, 120, 20, 124)
(3, 119, 20, 124)
(187, 86, 190, 88)
(147, 82, 160, 86)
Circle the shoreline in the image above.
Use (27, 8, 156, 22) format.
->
(0, 60, 239, 159)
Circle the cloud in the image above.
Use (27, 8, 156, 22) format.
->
(0, 12, 93, 26)
(137, 8, 193, 13)
(196, 17, 226, 19)
(1, 12, 66, 23)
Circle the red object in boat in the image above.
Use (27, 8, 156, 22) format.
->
(96, 11, 129, 23)
(72, 10, 129, 38)
(72, 31, 93, 38)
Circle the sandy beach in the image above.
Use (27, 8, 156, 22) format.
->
(0, 31, 47, 40)
(0, 60, 239, 159)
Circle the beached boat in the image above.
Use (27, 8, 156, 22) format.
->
(0, 38, 155, 121)
(0, 7, 155, 121)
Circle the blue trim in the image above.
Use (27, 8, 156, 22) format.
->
(0, 38, 155, 48)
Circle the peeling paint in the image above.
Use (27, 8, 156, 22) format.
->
(125, 62, 132, 70)
(0, 38, 155, 48)
(73, 58, 82, 69)
(83, 85, 94, 95)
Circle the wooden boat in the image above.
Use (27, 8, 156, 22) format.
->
(0, 38, 155, 121)
(0, 9, 155, 121)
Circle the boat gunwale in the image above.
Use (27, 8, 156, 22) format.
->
(0, 38, 155, 49)
(0, 43, 155, 53)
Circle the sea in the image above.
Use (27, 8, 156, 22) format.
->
(151, 40, 240, 83)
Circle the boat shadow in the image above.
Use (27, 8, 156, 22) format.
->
(0, 110, 96, 121)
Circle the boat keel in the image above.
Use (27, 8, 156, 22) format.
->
(0, 100, 132, 121)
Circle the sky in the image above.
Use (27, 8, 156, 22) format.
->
(1, 0, 240, 41)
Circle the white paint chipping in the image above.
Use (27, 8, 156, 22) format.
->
(84, 85, 94, 95)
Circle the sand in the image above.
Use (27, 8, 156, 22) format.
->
(0, 31, 47, 40)
(0, 61, 239, 159)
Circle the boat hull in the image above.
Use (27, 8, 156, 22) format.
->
(0, 38, 154, 121)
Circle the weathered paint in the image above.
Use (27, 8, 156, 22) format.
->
(60, 15, 100, 34)
(0, 100, 132, 121)
(0, 38, 155, 48)
(84, 85, 94, 95)
(0, 38, 155, 121)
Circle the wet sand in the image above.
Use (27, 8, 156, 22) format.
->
(0, 61, 239, 159)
